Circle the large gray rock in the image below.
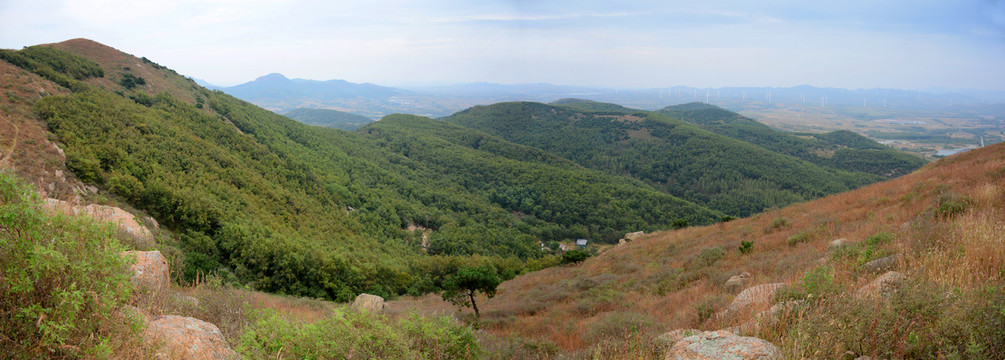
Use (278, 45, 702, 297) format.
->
(144, 315, 238, 359)
(726, 283, 786, 313)
(666, 330, 781, 360)
(827, 238, 847, 252)
(618, 231, 646, 246)
(122, 250, 170, 299)
(655, 328, 701, 350)
(863, 254, 901, 273)
(351, 293, 385, 312)
(856, 271, 905, 298)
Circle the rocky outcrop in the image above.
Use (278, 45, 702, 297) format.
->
(856, 271, 905, 298)
(42, 198, 154, 246)
(122, 251, 170, 297)
(144, 315, 239, 360)
(863, 254, 901, 273)
(351, 293, 385, 312)
(724, 271, 752, 293)
(618, 231, 645, 246)
(666, 330, 781, 360)
(726, 283, 786, 313)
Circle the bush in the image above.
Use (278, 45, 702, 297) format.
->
(562, 249, 591, 264)
(766, 217, 792, 232)
(739, 240, 754, 254)
(0, 171, 137, 358)
(694, 246, 725, 267)
(934, 192, 972, 218)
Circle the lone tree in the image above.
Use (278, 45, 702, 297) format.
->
(562, 249, 591, 265)
(441, 265, 501, 318)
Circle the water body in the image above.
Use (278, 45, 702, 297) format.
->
(936, 148, 974, 157)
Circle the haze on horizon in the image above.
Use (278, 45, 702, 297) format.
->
(1, 0, 1003, 91)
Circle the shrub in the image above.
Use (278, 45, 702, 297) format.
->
(766, 217, 792, 232)
(694, 246, 725, 267)
(0, 171, 137, 358)
(739, 240, 754, 254)
(934, 192, 972, 218)
(672, 218, 689, 228)
(562, 249, 591, 264)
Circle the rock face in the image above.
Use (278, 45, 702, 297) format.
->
(618, 231, 645, 246)
(856, 271, 905, 298)
(863, 254, 901, 273)
(122, 250, 170, 299)
(42, 198, 154, 245)
(666, 330, 781, 360)
(351, 293, 385, 312)
(724, 271, 752, 293)
(726, 283, 786, 313)
(144, 315, 239, 360)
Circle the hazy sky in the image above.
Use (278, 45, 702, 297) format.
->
(2, 0, 1003, 90)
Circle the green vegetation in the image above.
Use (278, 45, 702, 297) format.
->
(445, 101, 891, 217)
(284, 107, 374, 130)
(660, 103, 927, 178)
(561, 249, 591, 265)
(0, 45, 104, 88)
(0, 171, 138, 358)
(738, 240, 754, 254)
(238, 309, 480, 359)
(441, 265, 502, 317)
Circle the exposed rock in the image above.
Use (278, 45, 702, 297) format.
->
(726, 283, 786, 313)
(856, 271, 905, 298)
(86, 185, 98, 193)
(724, 271, 752, 293)
(655, 329, 701, 350)
(617, 231, 645, 246)
(863, 254, 901, 273)
(122, 251, 170, 300)
(351, 293, 385, 312)
(722, 300, 805, 335)
(827, 238, 847, 252)
(41, 198, 154, 245)
(144, 315, 239, 360)
(666, 330, 781, 360)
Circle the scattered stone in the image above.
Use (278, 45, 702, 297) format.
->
(666, 330, 781, 360)
(144, 315, 239, 360)
(122, 251, 170, 299)
(655, 329, 701, 350)
(54, 169, 64, 180)
(856, 271, 905, 298)
(351, 293, 385, 312)
(724, 271, 752, 293)
(86, 185, 98, 193)
(827, 238, 847, 252)
(863, 254, 901, 273)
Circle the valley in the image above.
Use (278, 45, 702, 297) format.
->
(0, 39, 1001, 359)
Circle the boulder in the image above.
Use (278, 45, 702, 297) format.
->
(856, 271, 905, 298)
(351, 293, 385, 312)
(654, 328, 701, 350)
(144, 315, 238, 360)
(122, 251, 170, 298)
(82, 203, 154, 243)
(618, 231, 645, 246)
(863, 254, 901, 273)
(827, 238, 847, 252)
(666, 330, 781, 360)
(726, 283, 786, 313)
(724, 271, 752, 293)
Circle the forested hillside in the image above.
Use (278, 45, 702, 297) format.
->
(444, 101, 891, 216)
(660, 102, 927, 177)
(283, 107, 374, 130)
(1, 40, 721, 302)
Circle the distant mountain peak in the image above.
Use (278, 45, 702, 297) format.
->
(256, 73, 290, 81)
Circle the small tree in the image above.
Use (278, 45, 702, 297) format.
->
(739, 240, 754, 254)
(441, 265, 500, 318)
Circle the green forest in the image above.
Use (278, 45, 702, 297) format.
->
(446, 101, 925, 216)
(2, 45, 925, 303)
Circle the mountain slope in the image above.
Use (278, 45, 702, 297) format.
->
(660, 102, 927, 177)
(468, 140, 1005, 358)
(283, 107, 374, 130)
(2, 39, 723, 301)
(444, 101, 884, 216)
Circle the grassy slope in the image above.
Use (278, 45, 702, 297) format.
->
(452, 142, 1004, 358)
(444, 101, 881, 217)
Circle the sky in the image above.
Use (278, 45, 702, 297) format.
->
(1, 0, 1004, 90)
